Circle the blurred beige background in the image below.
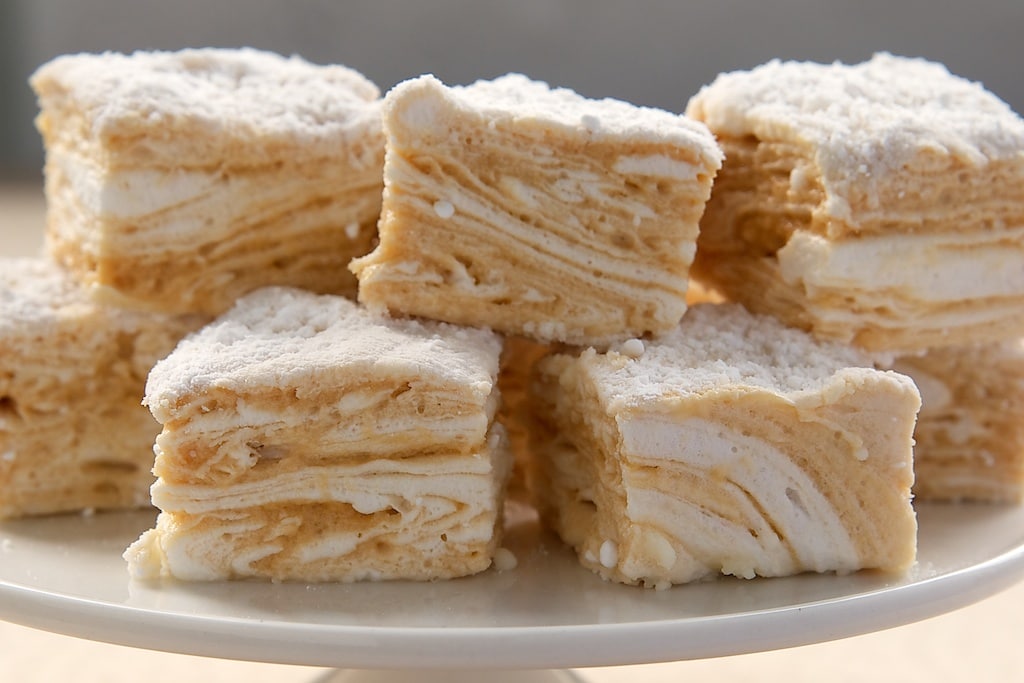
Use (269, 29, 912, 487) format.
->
(2, 0, 1023, 178)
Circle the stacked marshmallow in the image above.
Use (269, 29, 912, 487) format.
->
(686, 53, 1024, 503)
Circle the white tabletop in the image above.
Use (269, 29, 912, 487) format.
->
(1, 183, 1022, 681)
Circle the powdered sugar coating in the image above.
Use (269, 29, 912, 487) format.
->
(687, 54, 1024, 220)
(31, 47, 381, 148)
(389, 73, 723, 171)
(0, 259, 90, 332)
(587, 304, 901, 410)
(145, 287, 503, 418)
(0, 257, 205, 380)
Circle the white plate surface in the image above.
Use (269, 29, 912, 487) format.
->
(1, 501, 1023, 670)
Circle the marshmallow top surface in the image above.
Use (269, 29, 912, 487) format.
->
(388, 73, 723, 170)
(687, 53, 1024, 169)
(31, 47, 381, 145)
(0, 258, 88, 330)
(0, 257, 201, 342)
(145, 287, 502, 406)
(584, 304, 910, 409)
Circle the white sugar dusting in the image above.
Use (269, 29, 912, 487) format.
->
(492, 547, 518, 572)
(31, 47, 382, 146)
(144, 287, 502, 421)
(687, 53, 1024, 195)
(575, 303, 917, 414)
(620, 338, 646, 358)
(391, 73, 722, 169)
(433, 199, 455, 219)
(599, 540, 619, 568)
